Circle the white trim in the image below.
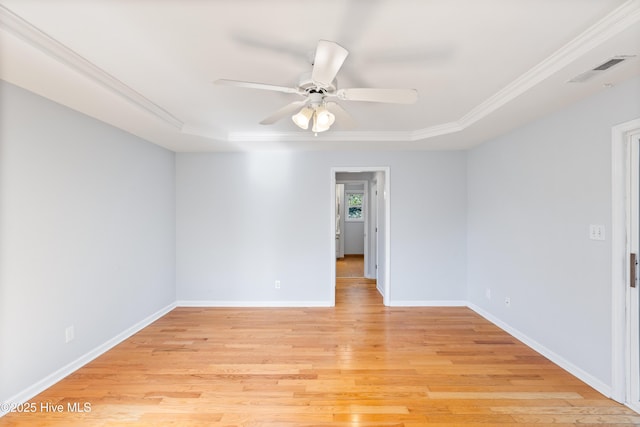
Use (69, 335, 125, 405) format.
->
(628, 135, 640, 408)
(228, 130, 411, 143)
(458, 0, 640, 132)
(368, 178, 378, 280)
(468, 303, 612, 398)
(336, 179, 370, 277)
(335, 183, 345, 259)
(330, 173, 338, 306)
(629, 401, 640, 415)
(383, 170, 391, 305)
(177, 300, 332, 307)
(331, 167, 391, 306)
(611, 118, 640, 403)
(0, 302, 176, 417)
(227, 123, 465, 143)
(0, 4, 184, 130)
(391, 300, 467, 307)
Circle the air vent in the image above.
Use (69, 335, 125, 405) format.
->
(593, 57, 626, 71)
(568, 55, 635, 83)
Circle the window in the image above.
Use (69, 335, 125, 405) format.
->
(346, 192, 364, 222)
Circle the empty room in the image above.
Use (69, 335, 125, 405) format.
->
(2, 0, 640, 425)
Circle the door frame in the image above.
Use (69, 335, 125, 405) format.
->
(611, 117, 640, 408)
(335, 183, 345, 259)
(338, 179, 369, 274)
(330, 167, 391, 305)
(369, 176, 378, 280)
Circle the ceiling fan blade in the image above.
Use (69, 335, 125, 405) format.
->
(260, 100, 309, 125)
(337, 88, 418, 104)
(326, 102, 356, 129)
(311, 40, 349, 88)
(215, 79, 301, 95)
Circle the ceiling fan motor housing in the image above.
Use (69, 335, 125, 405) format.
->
(297, 72, 337, 95)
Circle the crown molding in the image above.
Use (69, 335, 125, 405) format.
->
(0, 4, 184, 130)
(181, 123, 228, 141)
(227, 130, 412, 142)
(225, 121, 466, 143)
(409, 121, 464, 141)
(456, 0, 640, 130)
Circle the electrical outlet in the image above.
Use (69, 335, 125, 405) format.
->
(275, 280, 280, 289)
(65, 325, 75, 343)
(504, 297, 511, 307)
(589, 224, 605, 241)
(485, 288, 491, 300)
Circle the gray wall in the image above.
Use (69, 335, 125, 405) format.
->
(0, 82, 176, 402)
(176, 151, 468, 304)
(467, 76, 640, 389)
(344, 222, 364, 254)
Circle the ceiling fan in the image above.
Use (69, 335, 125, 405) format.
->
(215, 40, 418, 133)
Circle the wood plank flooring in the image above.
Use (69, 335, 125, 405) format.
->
(1, 279, 638, 426)
(336, 254, 364, 278)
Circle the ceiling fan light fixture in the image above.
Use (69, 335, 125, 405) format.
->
(292, 106, 314, 129)
(312, 106, 335, 132)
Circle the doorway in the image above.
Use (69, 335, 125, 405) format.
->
(611, 118, 640, 410)
(336, 179, 368, 278)
(330, 167, 390, 306)
(627, 133, 640, 413)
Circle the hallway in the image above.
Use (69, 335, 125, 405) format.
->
(336, 254, 364, 278)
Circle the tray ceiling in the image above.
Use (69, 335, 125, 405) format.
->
(1, 0, 639, 151)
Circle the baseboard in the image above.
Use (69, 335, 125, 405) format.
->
(390, 300, 467, 307)
(177, 300, 333, 307)
(1, 301, 176, 417)
(467, 302, 612, 398)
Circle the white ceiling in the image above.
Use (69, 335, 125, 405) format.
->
(1, 0, 639, 152)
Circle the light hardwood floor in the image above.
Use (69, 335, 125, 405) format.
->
(1, 279, 639, 426)
(336, 254, 364, 278)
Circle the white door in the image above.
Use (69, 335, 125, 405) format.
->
(367, 179, 378, 279)
(629, 134, 640, 412)
(611, 119, 640, 406)
(335, 184, 345, 259)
